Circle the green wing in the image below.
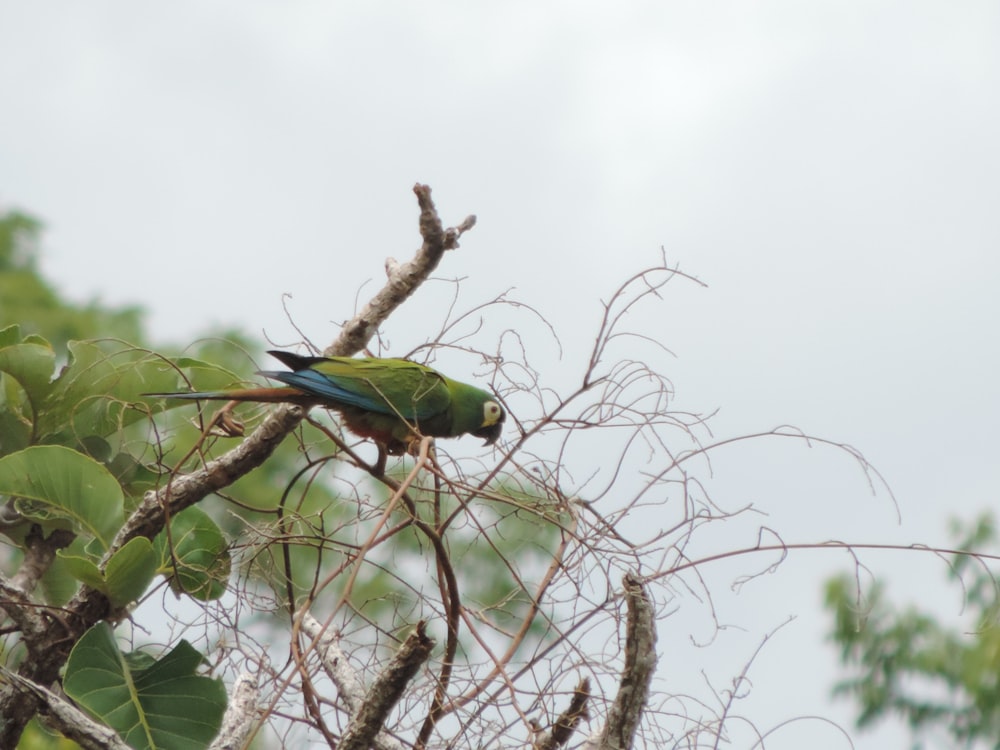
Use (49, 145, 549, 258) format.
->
(263, 356, 452, 419)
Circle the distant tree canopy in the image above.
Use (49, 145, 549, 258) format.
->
(0, 209, 144, 349)
(825, 514, 1000, 750)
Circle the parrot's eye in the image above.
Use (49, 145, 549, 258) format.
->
(482, 400, 504, 427)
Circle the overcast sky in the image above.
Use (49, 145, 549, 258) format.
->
(2, 2, 999, 747)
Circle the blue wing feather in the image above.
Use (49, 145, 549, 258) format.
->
(259, 369, 396, 413)
(259, 359, 450, 420)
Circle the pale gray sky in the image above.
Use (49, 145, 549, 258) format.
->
(2, 2, 999, 747)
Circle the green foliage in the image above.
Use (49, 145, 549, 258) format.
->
(0, 445, 124, 548)
(825, 513, 1000, 748)
(0, 210, 42, 271)
(63, 623, 226, 750)
(61, 537, 158, 609)
(0, 322, 241, 453)
(153, 506, 231, 601)
(0, 326, 235, 611)
(0, 337, 234, 742)
(17, 720, 82, 750)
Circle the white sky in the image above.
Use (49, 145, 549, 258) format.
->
(2, 2, 999, 747)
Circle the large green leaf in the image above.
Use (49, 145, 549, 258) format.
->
(82, 350, 215, 435)
(142, 357, 248, 414)
(0, 408, 31, 458)
(60, 537, 158, 608)
(105, 538, 158, 606)
(36, 340, 120, 440)
(0, 338, 55, 410)
(64, 623, 226, 750)
(107, 449, 162, 501)
(154, 507, 230, 601)
(0, 327, 55, 454)
(37, 342, 171, 441)
(58, 552, 104, 592)
(0, 445, 123, 548)
(39, 542, 85, 605)
(0, 324, 22, 348)
(37, 343, 246, 442)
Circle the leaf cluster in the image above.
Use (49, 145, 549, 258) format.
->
(825, 514, 1000, 749)
(0, 324, 238, 749)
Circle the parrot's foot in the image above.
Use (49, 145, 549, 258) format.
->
(206, 403, 245, 437)
(404, 435, 433, 456)
(370, 436, 434, 476)
(372, 446, 387, 477)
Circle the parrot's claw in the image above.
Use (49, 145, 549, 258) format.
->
(404, 435, 434, 457)
(203, 405, 245, 437)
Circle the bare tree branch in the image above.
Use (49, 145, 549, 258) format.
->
(0, 669, 130, 750)
(300, 613, 405, 750)
(584, 574, 658, 750)
(333, 184, 468, 357)
(533, 677, 591, 750)
(0, 575, 47, 641)
(208, 673, 260, 750)
(0, 527, 74, 640)
(9, 527, 74, 595)
(2, 202, 901, 750)
(300, 613, 365, 716)
(337, 621, 436, 750)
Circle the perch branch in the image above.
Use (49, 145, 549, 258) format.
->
(337, 622, 436, 750)
(208, 673, 260, 750)
(0, 527, 75, 639)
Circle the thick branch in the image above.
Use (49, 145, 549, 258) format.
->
(584, 574, 657, 750)
(300, 614, 365, 716)
(10, 527, 74, 595)
(300, 613, 405, 750)
(208, 673, 259, 750)
(332, 183, 472, 357)
(534, 678, 591, 750)
(0, 670, 129, 750)
(0, 575, 46, 641)
(337, 622, 436, 750)
(0, 527, 75, 640)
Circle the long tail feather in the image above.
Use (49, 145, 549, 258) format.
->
(143, 387, 315, 405)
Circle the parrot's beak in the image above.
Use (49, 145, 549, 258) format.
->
(474, 411, 505, 446)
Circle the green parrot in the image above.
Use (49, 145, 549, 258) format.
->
(150, 350, 506, 454)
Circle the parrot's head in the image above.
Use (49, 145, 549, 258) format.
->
(473, 399, 506, 446)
